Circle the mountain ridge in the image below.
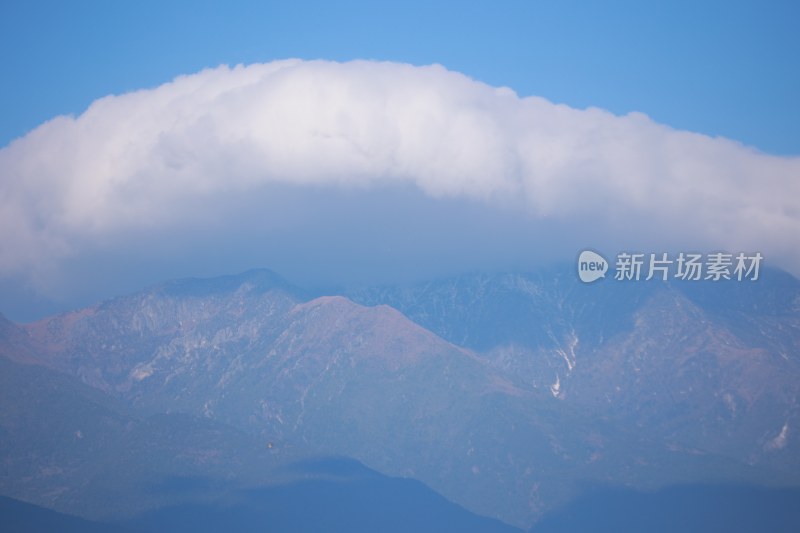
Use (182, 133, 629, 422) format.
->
(2, 266, 799, 529)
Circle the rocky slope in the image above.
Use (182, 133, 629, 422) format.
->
(2, 267, 799, 528)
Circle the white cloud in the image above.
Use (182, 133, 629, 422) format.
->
(1, 59, 799, 290)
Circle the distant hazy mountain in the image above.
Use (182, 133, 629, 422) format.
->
(2, 267, 799, 529)
(0, 495, 132, 533)
(352, 268, 800, 471)
(128, 458, 522, 533)
(0, 326, 523, 532)
(531, 484, 800, 533)
(0, 331, 281, 521)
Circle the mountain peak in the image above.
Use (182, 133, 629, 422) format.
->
(155, 268, 303, 299)
(286, 295, 464, 369)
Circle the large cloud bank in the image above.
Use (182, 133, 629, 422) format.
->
(1, 59, 799, 289)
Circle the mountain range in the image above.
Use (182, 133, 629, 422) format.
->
(2, 266, 799, 531)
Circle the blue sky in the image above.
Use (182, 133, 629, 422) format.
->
(2, 0, 798, 154)
(1, 0, 798, 321)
